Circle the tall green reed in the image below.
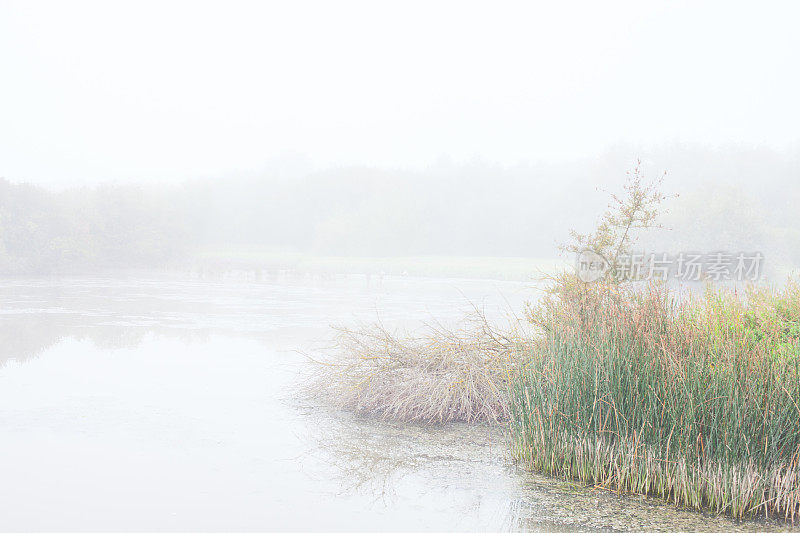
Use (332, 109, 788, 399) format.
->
(512, 277, 800, 520)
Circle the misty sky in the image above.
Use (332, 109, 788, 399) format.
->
(1, 0, 798, 188)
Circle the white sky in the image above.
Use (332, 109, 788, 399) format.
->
(1, 0, 798, 187)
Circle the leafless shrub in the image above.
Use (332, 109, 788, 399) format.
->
(308, 311, 530, 424)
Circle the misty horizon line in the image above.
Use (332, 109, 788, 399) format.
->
(3, 141, 799, 191)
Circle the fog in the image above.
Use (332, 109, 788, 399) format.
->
(3, 2, 799, 274)
(4, 3, 800, 532)
(2, 1, 799, 182)
(1, 144, 798, 277)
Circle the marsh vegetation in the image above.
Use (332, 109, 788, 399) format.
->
(312, 312, 531, 424)
(512, 278, 800, 520)
(315, 168, 800, 522)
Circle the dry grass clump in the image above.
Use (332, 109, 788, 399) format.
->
(512, 275, 800, 521)
(311, 312, 529, 424)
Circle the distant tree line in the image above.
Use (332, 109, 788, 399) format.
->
(0, 165, 585, 273)
(0, 179, 193, 273)
(1, 145, 798, 275)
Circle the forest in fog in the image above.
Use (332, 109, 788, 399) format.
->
(1, 144, 798, 275)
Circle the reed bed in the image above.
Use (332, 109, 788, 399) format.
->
(511, 277, 800, 520)
(312, 312, 529, 424)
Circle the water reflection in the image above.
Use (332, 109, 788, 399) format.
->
(302, 407, 796, 532)
(0, 275, 796, 532)
(0, 275, 528, 364)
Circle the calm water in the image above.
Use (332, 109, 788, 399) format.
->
(0, 275, 794, 532)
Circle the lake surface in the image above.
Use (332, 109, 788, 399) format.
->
(0, 275, 794, 532)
